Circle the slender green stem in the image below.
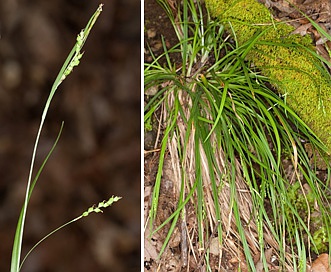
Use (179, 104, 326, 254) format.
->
(10, 5, 103, 272)
(19, 196, 121, 269)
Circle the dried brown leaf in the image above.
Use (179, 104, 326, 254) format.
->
(311, 253, 331, 272)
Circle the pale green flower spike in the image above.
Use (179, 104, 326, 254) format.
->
(19, 195, 121, 269)
(82, 196, 122, 217)
(60, 3, 103, 83)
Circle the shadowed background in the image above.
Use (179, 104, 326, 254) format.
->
(0, 0, 140, 271)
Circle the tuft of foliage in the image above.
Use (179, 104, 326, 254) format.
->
(145, 0, 331, 270)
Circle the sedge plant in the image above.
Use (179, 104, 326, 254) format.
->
(145, 0, 331, 270)
(10, 4, 121, 272)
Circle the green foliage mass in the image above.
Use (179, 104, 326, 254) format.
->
(205, 0, 331, 151)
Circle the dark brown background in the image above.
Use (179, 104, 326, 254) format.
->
(0, 0, 140, 271)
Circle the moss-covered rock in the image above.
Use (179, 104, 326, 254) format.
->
(205, 0, 331, 151)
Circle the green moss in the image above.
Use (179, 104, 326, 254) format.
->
(205, 0, 331, 151)
(287, 181, 328, 253)
(313, 227, 328, 253)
